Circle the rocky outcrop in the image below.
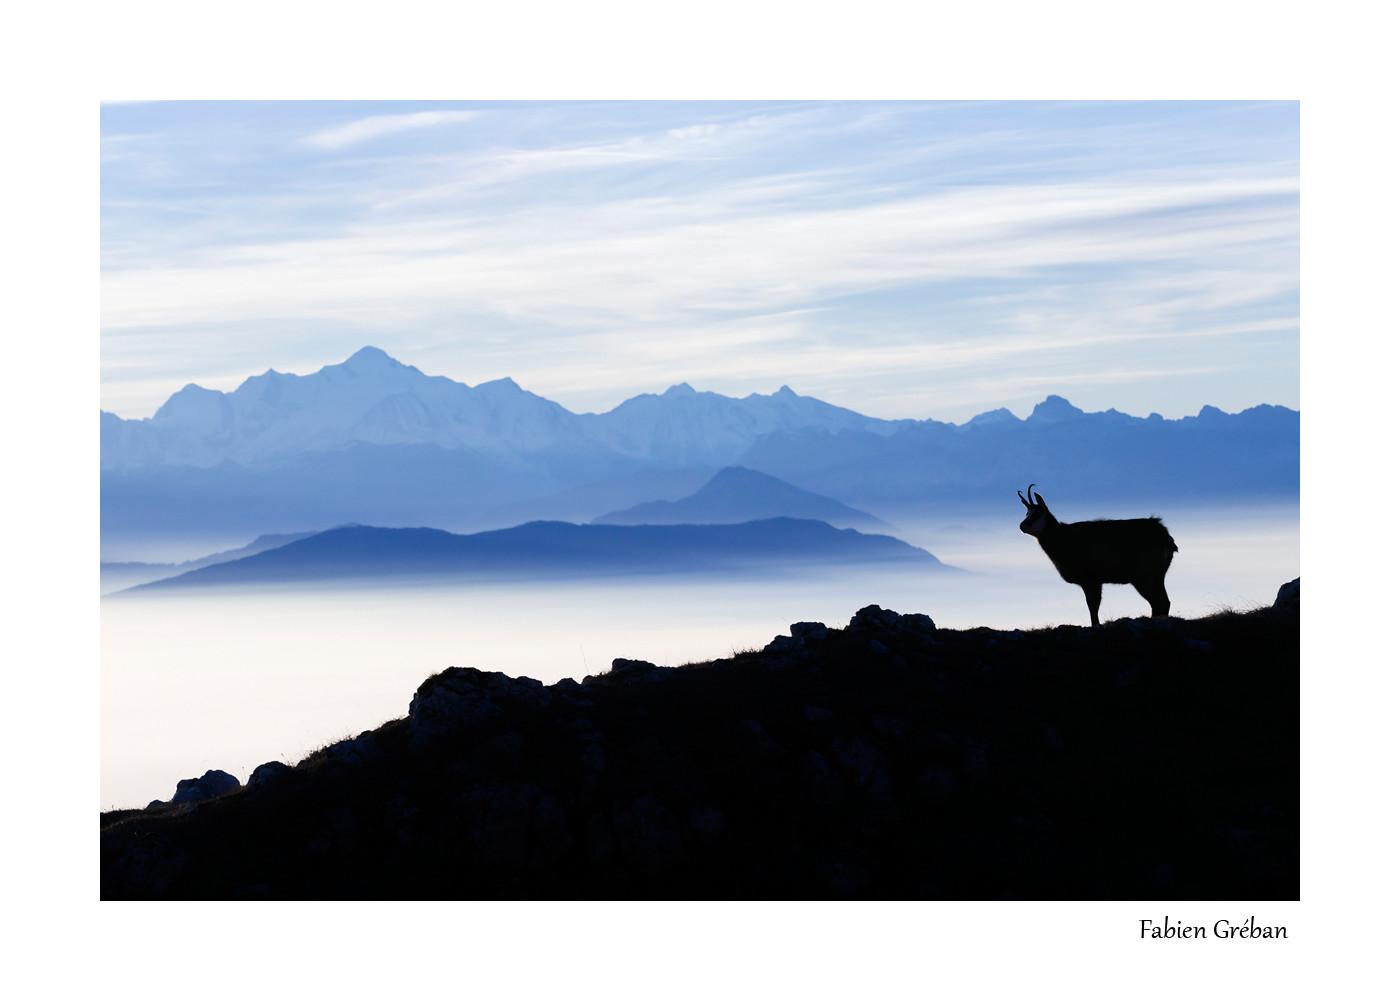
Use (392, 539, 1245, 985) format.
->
(101, 584, 1300, 900)
(406, 667, 548, 747)
(247, 761, 293, 788)
(162, 769, 240, 807)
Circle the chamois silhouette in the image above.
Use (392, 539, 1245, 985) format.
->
(1017, 484, 1178, 627)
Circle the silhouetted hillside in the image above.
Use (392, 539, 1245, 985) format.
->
(101, 582, 1300, 899)
(129, 519, 946, 591)
(592, 466, 887, 529)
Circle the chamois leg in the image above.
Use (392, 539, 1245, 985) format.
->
(1132, 579, 1171, 618)
(1082, 582, 1102, 627)
(1151, 582, 1171, 618)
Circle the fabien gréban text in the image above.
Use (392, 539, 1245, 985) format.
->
(1141, 917, 1287, 940)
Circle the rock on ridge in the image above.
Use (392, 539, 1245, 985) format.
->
(407, 666, 549, 746)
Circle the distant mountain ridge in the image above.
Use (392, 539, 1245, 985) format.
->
(593, 467, 887, 530)
(736, 394, 1300, 508)
(128, 519, 948, 591)
(101, 348, 1300, 548)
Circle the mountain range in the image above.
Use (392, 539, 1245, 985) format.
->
(128, 519, 947, 591)
(102, 346, 905, 472)
(102, 347, 1300, 552)
(736, 395, 1300, 508)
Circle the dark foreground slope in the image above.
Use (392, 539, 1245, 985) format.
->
(102, 585, 1300, 900)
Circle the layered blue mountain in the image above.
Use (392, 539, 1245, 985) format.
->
(102, 347, 1300, 550)
(131, 519, 948, 590)
(592, 467, 887, 530)
(100, 530, 318, 593)
(735, 395, 1300, 508)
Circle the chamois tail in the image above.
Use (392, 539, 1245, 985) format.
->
(1152, 516, 1179, 552)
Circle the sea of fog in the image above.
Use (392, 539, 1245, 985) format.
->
(101, 504, 1298, 809)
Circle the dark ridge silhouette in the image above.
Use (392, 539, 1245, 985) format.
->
(1018, 485, 1178, 627)
(126, 519, 948, 592)
(101, 585, 1299, 899)
(592, 466, 888, 530)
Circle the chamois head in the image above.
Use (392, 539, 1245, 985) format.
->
(1017, 483, 1053, 537)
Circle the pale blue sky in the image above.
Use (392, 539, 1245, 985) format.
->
(101, 101, 1298, 421)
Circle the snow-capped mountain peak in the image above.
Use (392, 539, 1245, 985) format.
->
(101, 348, 913, 472)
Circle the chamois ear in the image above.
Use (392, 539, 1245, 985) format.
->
(1033, 491, 1046, 507)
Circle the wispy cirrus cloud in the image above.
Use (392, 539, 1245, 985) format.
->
(101, 173, 1298, 330)
(101, 101, 1299, 421)
(365, 108, 850, 210)
(301, 109, 479, 150)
